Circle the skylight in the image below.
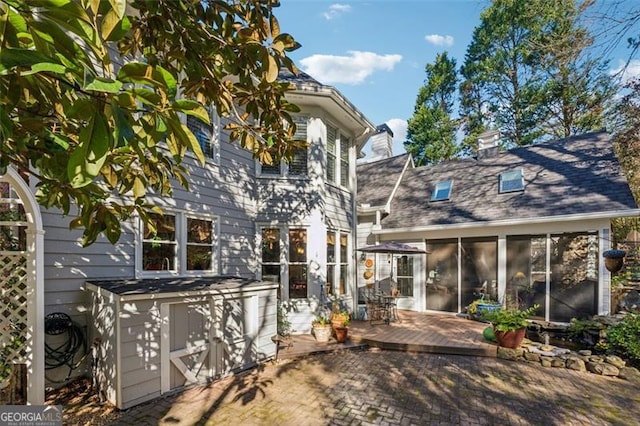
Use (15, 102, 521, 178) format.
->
(499, 169, 524, 193)
(431, 180, 452, 201)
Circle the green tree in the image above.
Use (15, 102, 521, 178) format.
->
(613, 78, 640, 204)
(405, 52, 459, 165)
(534, 0, 615, 139)
(460, 0, 548, 148)
(459, 0, 610, 149)
(0, 0, 300, 245)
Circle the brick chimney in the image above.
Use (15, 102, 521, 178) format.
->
(369, 124, 394, 160)
(477, 130, 500, 159)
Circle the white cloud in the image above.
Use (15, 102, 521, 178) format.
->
(424, 34, 454, 47)
(386, 118, 408, 144)
(610, 59, 640, 83)
(323, 3, 352, 20)
(299, 51, 402, 85)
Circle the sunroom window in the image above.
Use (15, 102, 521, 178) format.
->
(431, 180, 452, 201)
(499, 169, 524, 193)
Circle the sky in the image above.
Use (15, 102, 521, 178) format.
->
(275, 0, 640, 159)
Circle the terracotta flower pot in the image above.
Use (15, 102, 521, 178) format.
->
(494, 328, 526, 349)
(334, 326, 349, 343)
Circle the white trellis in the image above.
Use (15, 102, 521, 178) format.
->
(0, 168, 44, 404)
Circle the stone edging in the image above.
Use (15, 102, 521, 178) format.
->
(496, 340, 640, 382)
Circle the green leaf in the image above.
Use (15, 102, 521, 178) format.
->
(174, 99, 209, 123)
(118, 63, 176, 96)
(108, 0, 127, 19)
(265, 55, 278, 83)
(30, 62, 67, 74)
(0, 48, 53, 75)
(101, 8, 130, 42)
(83, 66, 122, 92)
(68, 112, 110, 187)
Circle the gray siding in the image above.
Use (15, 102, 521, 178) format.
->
(42, 127, 259, 386)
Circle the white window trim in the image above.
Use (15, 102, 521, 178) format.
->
(325, 123, 351, 190)
(258, 224, 310, 300)
(327, 229, 350, 296)
(136, 210, 219, 278)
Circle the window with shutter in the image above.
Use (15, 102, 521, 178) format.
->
(340, 135, 350, 188)
(327, 126, 337, 183)
(186, 106, 219, 161)
(289, 117, 308, 175)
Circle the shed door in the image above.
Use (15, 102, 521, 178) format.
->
(215, 296, 257, 374)
(161, 301, 214, 392)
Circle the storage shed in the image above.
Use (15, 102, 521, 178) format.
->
(85, 276, 278, 409)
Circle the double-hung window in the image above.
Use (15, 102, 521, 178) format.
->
(185, 105, 220, 163)
(326, 125, 350, 188)
(261, 228, 281, 287)
(141, 212, 217, 275)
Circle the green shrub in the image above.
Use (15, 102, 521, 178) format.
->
(607, 313, 640, 363)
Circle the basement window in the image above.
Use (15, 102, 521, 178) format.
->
(431, 180, 452, 201)
(499, 169, 524, 193)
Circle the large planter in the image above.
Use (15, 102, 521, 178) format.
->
(334, 326, 349, 343)
(494, 328, 526, 349)
(312, 325, 331, 343)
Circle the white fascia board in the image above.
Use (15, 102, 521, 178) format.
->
(290, 84, 376, 138)
(373, 209, 640, 235)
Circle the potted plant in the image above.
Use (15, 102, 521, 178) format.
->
(331, 311, 351, 343)
(481, 304, 539, 348)
(466, 297, 501, 321)
(311, 316, 331, 343)
(329, 301, 351, 343)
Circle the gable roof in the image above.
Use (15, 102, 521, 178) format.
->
(379, 132, 638, 230)
(357, 153, 412, 210)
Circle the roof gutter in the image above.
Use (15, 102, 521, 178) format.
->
(372, 209, 640, 235)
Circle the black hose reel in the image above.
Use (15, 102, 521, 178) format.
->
(44, 312, 87, 380)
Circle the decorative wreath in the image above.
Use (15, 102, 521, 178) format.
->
(364, 258, 374, 268)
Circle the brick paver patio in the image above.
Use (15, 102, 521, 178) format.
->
(57, 312, 640, 425)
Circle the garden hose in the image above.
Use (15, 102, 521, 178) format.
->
(44, 312, 87, 381)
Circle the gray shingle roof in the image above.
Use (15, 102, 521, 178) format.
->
(278, 67, 324, 87)
(357, 154, 411, 208)
(381, 132, 637, 229)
